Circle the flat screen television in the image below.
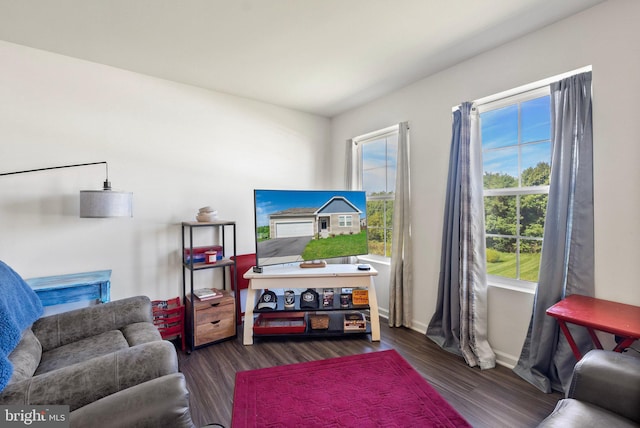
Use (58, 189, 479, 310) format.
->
(253, 189, 368, 267)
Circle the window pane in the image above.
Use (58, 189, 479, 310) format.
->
(363, 138, 387, 195)
(484, 195, 517, 235)
(480, 88, 551, 285)
(359, 129, 399, 258)
(363, 167, 386, 194)
(486, 237, 517, 279)
(521, 96, 550, 143)
(481, 105, 518, 149)
(366, 200, 384, 228)
(521, 194, 548, 237)
(363, 135, 398, 195)
(367, 227, 384, 256)
(362, 138, 387, 169)
(521, 142, 551, 186)
(519, 240, 542, 282)
(386, 136, 398, 192)
(385, 229, 393, 257)
(483, 147, 519, 189)
(384, 200, 394, 228)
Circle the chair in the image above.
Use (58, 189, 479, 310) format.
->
(538, 349, 640, 427)
(230, 253, 256, 323)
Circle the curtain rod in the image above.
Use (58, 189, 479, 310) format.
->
(352, 122, 409, 144)
(452, 65, 593, 112)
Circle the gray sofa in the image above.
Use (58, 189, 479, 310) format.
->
(1, 296, 195, 428)
(538, 349, 640, 427)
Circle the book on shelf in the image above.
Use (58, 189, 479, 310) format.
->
(193, 288, 223, 300)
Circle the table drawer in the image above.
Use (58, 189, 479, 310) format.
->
(196, 300, 234, 325)
(187, 293, 235, 346)
(194, 313, 235, 346)
(191, 293, 234, 308)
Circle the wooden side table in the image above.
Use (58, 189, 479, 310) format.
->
(546, 294, 640, 360)
(185, 290, 236, 347)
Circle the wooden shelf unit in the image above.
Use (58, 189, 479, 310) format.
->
(182, 220, 237, 352)
(242, 263, 379, 345)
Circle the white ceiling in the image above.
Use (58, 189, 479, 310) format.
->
(0, 0, 604, 117)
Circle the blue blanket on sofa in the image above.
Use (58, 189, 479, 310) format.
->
(0, 261, 43, 391)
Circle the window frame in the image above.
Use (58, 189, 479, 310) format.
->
(338, 215, 353, 228)
(353, 124, 399, 259)
(477, 86, 551, 290)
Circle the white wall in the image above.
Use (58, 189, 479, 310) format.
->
(0, 41, 330, 301)
(330, 0, 640, 366)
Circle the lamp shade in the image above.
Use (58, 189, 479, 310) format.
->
(80, 190, 133, 218)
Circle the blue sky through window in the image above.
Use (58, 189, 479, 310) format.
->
(481, 105, 518, 150)
(362, 136, 397, 194)
(481, 95, 551, 182)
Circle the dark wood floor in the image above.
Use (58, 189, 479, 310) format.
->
(176, 321, 561, 428)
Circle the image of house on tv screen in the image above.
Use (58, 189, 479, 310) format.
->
(254, 190, 368, 266)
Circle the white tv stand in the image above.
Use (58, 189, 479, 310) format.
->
(242, 263, 380, 345)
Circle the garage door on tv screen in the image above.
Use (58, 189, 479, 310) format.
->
(253, 189, 368, 267)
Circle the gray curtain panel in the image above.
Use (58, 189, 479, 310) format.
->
(427, 108, 463, 356)
(388, 122, 413, 328)
(513, 71, 594, 393)
(427, 103, 495, 369)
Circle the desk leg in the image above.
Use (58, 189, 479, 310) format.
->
(243, 287, 257, 345)
(368, 277, 380, 342)
(613, 337, 635, 353)
(586, 327, 603, 350)
(557, 320, 582, 360)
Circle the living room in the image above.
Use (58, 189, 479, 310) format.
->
(1, 0, 639, 426)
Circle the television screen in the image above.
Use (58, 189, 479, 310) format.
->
(254, 189, 368, 267)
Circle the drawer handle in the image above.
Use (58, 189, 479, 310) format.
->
(210, 320, 221, 325)
(210, 302, 220, 307)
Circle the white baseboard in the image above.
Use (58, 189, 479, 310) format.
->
(493, 350, 519, 369)
(383, 314, 520, 370)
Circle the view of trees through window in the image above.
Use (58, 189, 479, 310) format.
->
(360, 131, 398, 257)
(481, 93, 551, 282)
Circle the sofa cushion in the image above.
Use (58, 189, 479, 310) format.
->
(538, 398, 638, 428)
(35, 330, 128, 375)
(7, 329, 41, 384)
(121, 322, 162, 346)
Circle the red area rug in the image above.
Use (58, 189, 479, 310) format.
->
(232, 349, 471, 427)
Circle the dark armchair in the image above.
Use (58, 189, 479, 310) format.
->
(538, 349, 640, 427)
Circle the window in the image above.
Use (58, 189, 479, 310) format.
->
(479, 87, 551, 284)
(338, 215, 353, 227)
(353, 126, 398, 257)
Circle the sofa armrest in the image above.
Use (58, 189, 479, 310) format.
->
(69, 373, 195, 428)
(568, 349, 640, 423)
(32, 296, 153, 351)
(0, 341, 177, 411)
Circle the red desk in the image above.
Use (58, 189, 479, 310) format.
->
(546, 295, 640, 360)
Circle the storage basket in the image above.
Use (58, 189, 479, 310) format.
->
(309, 313, 329, 330)
(152, 297, 185, 351)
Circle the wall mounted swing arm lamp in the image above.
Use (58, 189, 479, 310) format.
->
(0, 161, 133, 218)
